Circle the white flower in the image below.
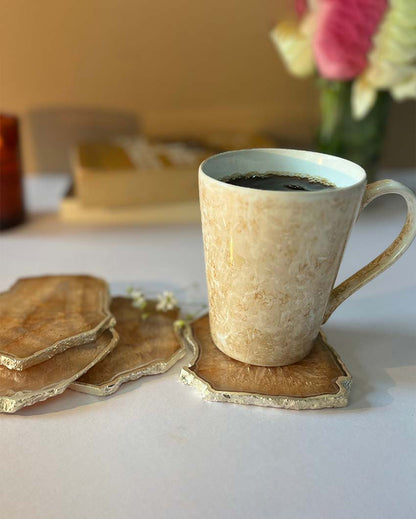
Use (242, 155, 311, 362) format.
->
(156, 291, 178, 312)
(270, 19, 315, 78)
(127, 287, 147, 310)
(352, 0, 416, 119)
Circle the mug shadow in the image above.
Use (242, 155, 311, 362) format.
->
(323, 324, 416, 411)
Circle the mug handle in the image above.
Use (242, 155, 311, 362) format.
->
(323, 179, 416, 323)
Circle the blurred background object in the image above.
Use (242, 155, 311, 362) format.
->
(271, 0, 416, 178)
(1, 0, 414, 178)
(0, 114, 25, 229)
(60, 133, 276, 224)
(28, 108, 140, 173)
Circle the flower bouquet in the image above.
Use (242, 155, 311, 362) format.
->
(270, 0, 416, 176)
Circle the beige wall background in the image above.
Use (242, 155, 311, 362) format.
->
(1, 0, 415, 173)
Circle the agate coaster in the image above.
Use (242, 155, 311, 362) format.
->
(71, 297, 185, 396)
(0, 329, 118, 413)
(0, 275, 115, 370)
(179, 315, 352, 410)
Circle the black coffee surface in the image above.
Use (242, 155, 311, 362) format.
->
(222, 172, 335, 192)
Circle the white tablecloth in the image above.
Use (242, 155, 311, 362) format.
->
(1, 173, 415, 519)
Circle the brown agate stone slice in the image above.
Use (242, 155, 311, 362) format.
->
(0, 275, 114, 370)
(0, 329, 118, 413)
(71, 297, 185, 396)
(180, 315, 351, 410)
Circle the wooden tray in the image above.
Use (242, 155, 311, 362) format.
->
(179, 315, 352, 410)
(73, 140, 202, 208)
(0, 275, 114, 370)
(71, 297, 185, 395)
(0, 329, 118, 413)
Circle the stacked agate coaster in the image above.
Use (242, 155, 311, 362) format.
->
(0, 276, 185, 413)
(179, 315, 352, 410)
(71, 297, 185, 395)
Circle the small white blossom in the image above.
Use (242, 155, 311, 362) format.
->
(127, 287, 147, 310)
(156, 291, 178, 312)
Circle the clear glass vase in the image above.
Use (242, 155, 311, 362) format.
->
(316, 80, 391, 181)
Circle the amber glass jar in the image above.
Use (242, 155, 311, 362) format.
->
(0, 114, 25, 229)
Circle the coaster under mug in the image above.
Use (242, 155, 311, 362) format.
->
(179, 315, 352, 410)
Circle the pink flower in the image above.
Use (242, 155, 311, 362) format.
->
(295, 0, 308, 17)
(313, 0, 388, 80)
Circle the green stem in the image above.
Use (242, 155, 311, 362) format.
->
(316, 80, 391, 179)
(319, 80, 346, 142)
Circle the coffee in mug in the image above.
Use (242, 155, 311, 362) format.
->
(222, 171, 335, 191)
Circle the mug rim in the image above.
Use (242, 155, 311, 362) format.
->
(199, 148, 367, 195)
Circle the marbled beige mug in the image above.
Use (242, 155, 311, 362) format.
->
(199, 149, 416, 366)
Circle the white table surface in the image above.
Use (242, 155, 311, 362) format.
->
(1, 172, 415, 519)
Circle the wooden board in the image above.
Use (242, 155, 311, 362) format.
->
(71, 297, 185, 396)
(179, 315, 352, 410)
(0, 275, 114, 370)
(0, 329, 118, 413)
(60, 193, 200, 225)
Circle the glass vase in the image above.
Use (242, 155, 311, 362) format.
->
(317, 80, 391, 181)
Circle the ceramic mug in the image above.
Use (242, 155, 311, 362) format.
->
(199, 149, 416, 366)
